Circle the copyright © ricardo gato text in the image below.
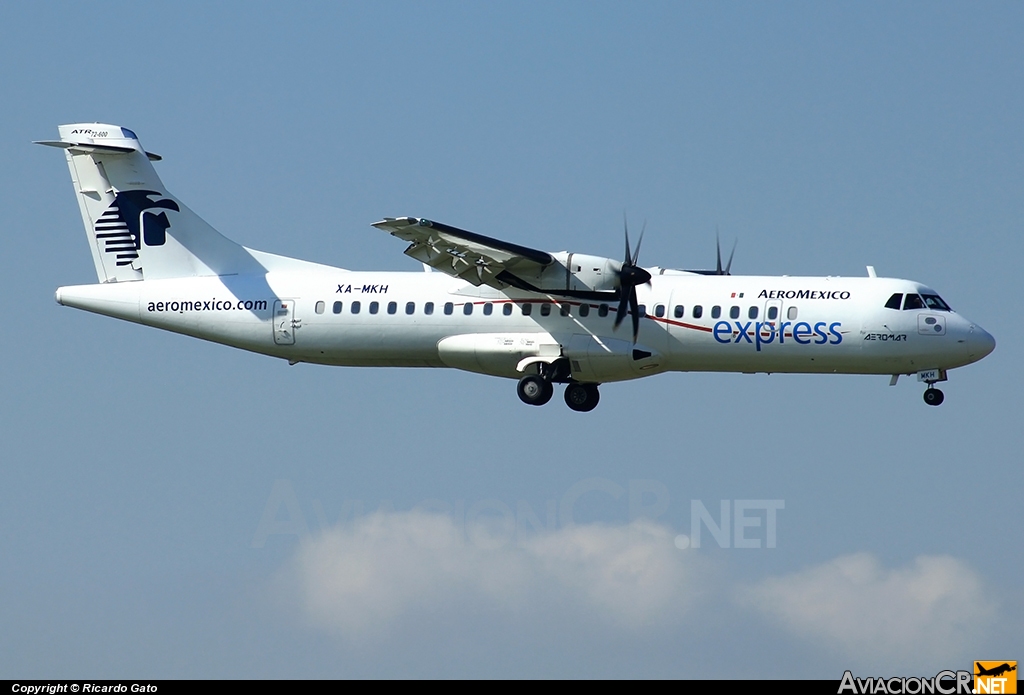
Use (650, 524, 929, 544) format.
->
(12, 686, 157, 694)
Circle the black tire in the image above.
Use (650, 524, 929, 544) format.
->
(923, 388, 944, 406)
(518, 375, 553, 406)
(564, 382, 600, 412)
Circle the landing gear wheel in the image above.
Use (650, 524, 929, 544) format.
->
(518, 375, 553, 406)
(564, 383, 600, 412)
(923, 388, 944, 406)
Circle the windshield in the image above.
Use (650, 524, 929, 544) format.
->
(921, 294, 952, 311)
(903, 294, 925, 310)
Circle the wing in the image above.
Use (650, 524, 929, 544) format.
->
(372, 217, 554, 289)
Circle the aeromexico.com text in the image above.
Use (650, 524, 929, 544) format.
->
(146, 299, 268, 313)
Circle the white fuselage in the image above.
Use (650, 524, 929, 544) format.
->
(55, 264, 995, 384)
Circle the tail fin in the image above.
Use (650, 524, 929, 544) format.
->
(37, 123, 261, 282)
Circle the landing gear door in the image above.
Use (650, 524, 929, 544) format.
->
(273, 300, 296, 345)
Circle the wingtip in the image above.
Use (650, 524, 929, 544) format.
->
(372, 216, 420, 229)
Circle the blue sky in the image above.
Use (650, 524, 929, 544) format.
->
(1, 2, 1021, 678)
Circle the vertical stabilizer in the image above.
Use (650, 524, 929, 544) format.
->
(37, 124, 262, 282)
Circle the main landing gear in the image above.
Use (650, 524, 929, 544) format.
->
(563, 382, 600, 412)
(517, 369, 601, 412)
(517, 374, 553, 406)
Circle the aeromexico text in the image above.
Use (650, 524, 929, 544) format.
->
(758, 289, 851, 300)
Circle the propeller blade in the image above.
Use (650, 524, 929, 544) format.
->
(629, 288, 641, 343)
(715, 230, 723, 275)
(623, 215, 632, 264)
(632, 221, 646, 265)
(724, 239, 737, 275)
(613, 290, 630, 330)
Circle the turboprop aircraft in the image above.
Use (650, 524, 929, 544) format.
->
(39, 124, 995, 411)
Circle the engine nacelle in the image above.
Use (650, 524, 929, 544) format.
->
(515, 252, 621, 293)
(563, 334, 666, 383)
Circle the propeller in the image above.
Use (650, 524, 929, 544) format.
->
(682, 228, 738, 276)
(612, 217, 653, 342)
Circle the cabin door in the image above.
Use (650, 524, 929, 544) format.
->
(273, 300, 296, 345)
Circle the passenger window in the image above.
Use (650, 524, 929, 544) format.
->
(922, 294, 952, 311)
(315, 301, 325, 314)
(351, 301, 361, 314)
(387, 301, 397, 315)
(406, 302, 415, 315)
(540, 303, 551, 316)
(730, 306, 740, 319)
(598, 304, 609, 317)
(693, 305, 703, 319)
(787, 306, 798, 320)
(502, 303, 513, 315)
(884, 293, 903, 310)
(483, 303, 493, 315)
(444, 302, 454, 315)
(654, 304, 665, 318)
(638, 304, 647, 317)
(748, 306, 758, 319)
(559, 303, 570, 317)
(579, 304, 590, 317)
(369, 301, 379, 314)
(522, 303, 533, 316)
(767, 306, 778, 320)
(711, 306, 721, 319)
(333, 301, 343, 314)
(463, 303, 473, 315)
(674, 305, 684, 319)
(424, 302, 434, 315)
(903, 294, 925, 310)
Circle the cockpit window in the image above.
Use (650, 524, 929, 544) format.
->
(922, 294, 952, 311)
(903, 294, 925, 311)
(884, 293, 903, 310)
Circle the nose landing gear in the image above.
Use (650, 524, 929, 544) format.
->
(923, 388, 944, 406)
(916, 368, 948, 406)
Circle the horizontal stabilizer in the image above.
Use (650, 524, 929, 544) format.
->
(34, 140, 162, 161)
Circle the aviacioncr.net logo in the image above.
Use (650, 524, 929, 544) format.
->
(838, 670, 973, 695)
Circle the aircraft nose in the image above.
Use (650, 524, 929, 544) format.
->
(969, 325, 996, 360)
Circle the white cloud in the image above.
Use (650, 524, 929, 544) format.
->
(291, 511, 702, 640)
(740, 552, 997, 667)
(287, 513, 999, 671)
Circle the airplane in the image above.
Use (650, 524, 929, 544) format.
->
(38, 123, 996, 411)
(975, 663, 1017, 678)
